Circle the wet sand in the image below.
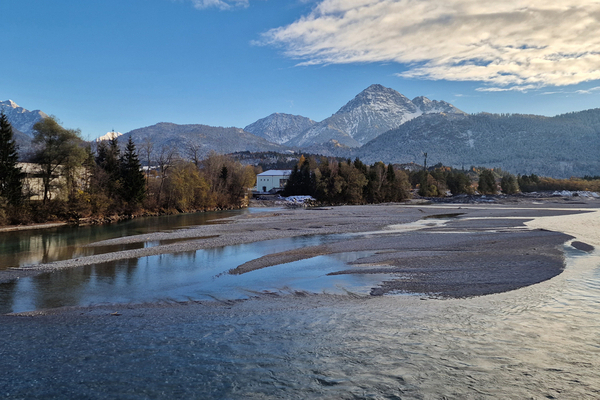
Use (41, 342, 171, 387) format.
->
(2, 199, 597, 300)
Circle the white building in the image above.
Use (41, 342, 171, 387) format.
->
(17, 162, 88, 201)
(254, 170, 291, 193)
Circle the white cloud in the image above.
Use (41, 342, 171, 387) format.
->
(185, 0, 249, 10)
(575, 86, 600, 94)
(261, 0, 600, 90)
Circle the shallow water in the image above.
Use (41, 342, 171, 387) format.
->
(0, 234, 393, 314)
(0, 209, 249, 270)
(1, 245, 599, 399)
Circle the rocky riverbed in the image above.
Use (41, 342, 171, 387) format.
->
(3, 198, 597, 299)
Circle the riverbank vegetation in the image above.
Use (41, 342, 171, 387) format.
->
(407, 165, 600, 198)
(283, 156, 411, 204)
(0, 116, 256, 226)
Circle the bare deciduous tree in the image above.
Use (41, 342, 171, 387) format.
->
(155, 145, 178, 205)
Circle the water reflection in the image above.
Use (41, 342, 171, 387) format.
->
(1, 248, 599, 399)
(0, 209, 245, 270)
(0, 234, 390, 314)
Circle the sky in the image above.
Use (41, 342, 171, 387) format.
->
(3, 0, 600, 140)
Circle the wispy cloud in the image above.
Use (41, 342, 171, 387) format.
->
(184, 0, 249, 10)
(539, 86, 600, 95)
(575, 86, 600, 94)
(261, 0, 600, 90)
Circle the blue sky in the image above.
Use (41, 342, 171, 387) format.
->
(3, 0, 600, 140)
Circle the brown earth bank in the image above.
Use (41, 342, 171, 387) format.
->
(2, 198, 597, 302)
(0, 204, 248, 233)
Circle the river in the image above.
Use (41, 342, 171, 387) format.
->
(0, 206, 599, 398)
(0, 209, 252, 270)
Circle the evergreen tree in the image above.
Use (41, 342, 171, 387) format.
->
(283, 159, 315, 196)
(0, 112, 23, 205)
(96, 138, 121, 197)
(517, 174, 540, 192)
(446, 171, 473, 195)
(384, 163, 404, 202)
(478, 169, 497, 194)
(120, 137, 146, 205)
(500, 174, 519, 194)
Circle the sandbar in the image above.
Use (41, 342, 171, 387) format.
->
(2, 198, 597, 299)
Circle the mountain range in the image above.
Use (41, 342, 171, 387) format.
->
(3, 84, 600, 178)
(0, 100, 48, 136)
(286, 84, 465, 148)
(355, 111, 600, 178)
(123, 123, 288, 160)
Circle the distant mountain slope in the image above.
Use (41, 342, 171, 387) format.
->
(286, 84, 465, 148)
(123, 122, 289, 159)
(355, 111, 600, 178)
(10, 127, 33, 159)
(411, 96, 463, 114)
(244, 113, 316, 144)
(0, 100, 48, 136)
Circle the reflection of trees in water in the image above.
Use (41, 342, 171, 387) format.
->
(121, 258, 140, 284)
(0, 279, 17, 314)
(0, 227, 89, 269)
(30, 258, 141, 310)
(92, 259, 140, 282)
(0, 209, 245, 270)
(0, 234, 28, 269)
(171, 251, 198, 263)
(33, 268, 89, 310)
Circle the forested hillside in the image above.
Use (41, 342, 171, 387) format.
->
(356, 111, 600, 178)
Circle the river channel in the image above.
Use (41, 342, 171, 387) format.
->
(1, 206, 599, 398)
(0, 209, 251, 271)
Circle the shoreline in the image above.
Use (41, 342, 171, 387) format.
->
(2, 199, 598, 303)
(0, 205, 250, 234)
(0, 221, 69, 233)
(0, 191, 589, 234)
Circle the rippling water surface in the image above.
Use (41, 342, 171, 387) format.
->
(1, 209, 599, 399)
(1, 246, 598, 399)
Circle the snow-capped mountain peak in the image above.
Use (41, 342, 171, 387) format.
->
(0, 100, 48, 136)
(1, 100, 19, 108)
(96, 131, 123, 142)
(285, 85, 416, 147)
(282, 85, 465, 148)
(337, 84, 416, 115)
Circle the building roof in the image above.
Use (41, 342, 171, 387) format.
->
(257, 170, 292, 176)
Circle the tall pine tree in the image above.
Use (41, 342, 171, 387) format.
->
(95, 137, 121, 198)
(120, 137, 146, 205)
(0, 112, 23, 205)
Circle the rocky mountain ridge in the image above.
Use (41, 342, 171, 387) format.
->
(123, 122, 288, 160)
(243, 113, 316, 145)
(0, 100, 48, 136)
(284, 84, 465, 148)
